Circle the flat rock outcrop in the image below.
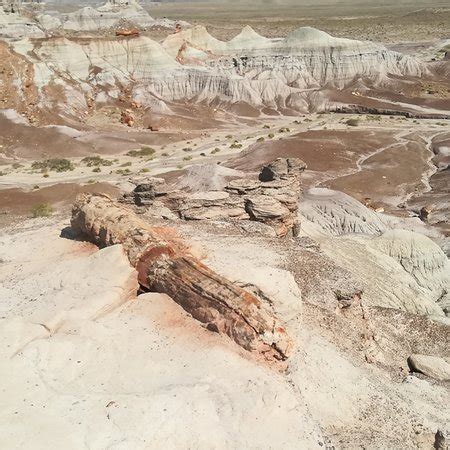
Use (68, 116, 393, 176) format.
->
(123, 158, 306, 237)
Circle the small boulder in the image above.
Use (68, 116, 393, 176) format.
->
(435, 429, 450, 450)
(259, 158, 289, 181)
(408, 354, 450, 381)
(259, 158, 306, 182)
(245, 195, 290, 220)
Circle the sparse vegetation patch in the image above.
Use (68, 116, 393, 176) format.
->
(126, 147, 155, 158)
(81, 156, 113, 167)
(345, 118, 359, 127)
(31, 158, 75, 173)
(31, 203, 53, 218)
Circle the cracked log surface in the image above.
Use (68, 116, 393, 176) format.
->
(71, 193, 293, 361)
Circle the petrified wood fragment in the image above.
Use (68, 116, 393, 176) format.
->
(71, 193, 292, 361)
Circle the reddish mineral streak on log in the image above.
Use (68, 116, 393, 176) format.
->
(71, 193, 293, 361)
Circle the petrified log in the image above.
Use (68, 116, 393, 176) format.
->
(71, 193, 293, 361)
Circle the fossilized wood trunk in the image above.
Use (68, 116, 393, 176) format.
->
(71, 193, 293, 361)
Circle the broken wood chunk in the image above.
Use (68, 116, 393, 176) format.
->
(71, 193, 293, 361)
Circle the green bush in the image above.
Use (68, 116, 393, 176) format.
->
(31, 203, 53, 218)
(81, 156, 112, 167)
(116, 168, 131, 175)
(345, 118, 359, 127)
(126, 147, 155, 158)
(31, 158, 75, 173)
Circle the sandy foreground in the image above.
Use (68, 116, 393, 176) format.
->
(0, 214, 449, 449)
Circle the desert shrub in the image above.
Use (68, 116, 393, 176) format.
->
(120, 162, 132, 167)
(263, 124, 270, 129)
(140, 168, 150, 173)
(230, 142, 242, 149)
(225, 135, 233, 139)
(161, 152, 169, 157)
(43, 173, 49, 178)
(31, 158, 74, 172)
(92, 167, 101, 173)
(345, 118, 359, 127)
(31, 203, 53, 218)
(126, 147, 155, 158)
(81, 156, 112, 167)
(211, 148, 221, 154)
(0, 171, 5, 176)
(183, 155, 192, 161)
(268, 133, 275, 139)
(12, 163, 23, 169)
(183, 147, 192, 152)
(33, 185, 39, 190)
(115, 168, 131, 175)
(256, 137, 264, 142)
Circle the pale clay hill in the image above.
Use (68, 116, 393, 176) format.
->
(0, 16, 438, 120)
(0, 2, 449, 449)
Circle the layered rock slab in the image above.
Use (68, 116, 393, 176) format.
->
(123, 158, 305, 237)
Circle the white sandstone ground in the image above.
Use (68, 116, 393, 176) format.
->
(0, 213, 448, 449)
